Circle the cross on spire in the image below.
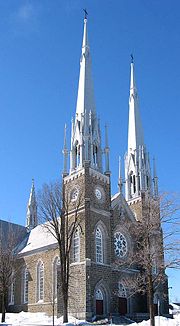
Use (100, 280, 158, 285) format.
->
(83, 8, 88, 19)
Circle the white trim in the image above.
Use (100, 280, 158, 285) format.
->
(36, 260, 44, 302)
(52, 256, 60, 301)
(23, 267, 29, 303)
(90, 206, 110, 217)
(96, 227, 103, 264)
(73, 228, 80, 262)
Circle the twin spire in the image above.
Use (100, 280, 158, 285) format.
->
(68, 16, 109, 175)
(62, 14, 158, 199)
(125, 59, 158, 201)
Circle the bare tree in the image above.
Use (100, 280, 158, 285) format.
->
(115, 192, 180, 326)
(0, 224, 18, 323)
(38, 180, 83, 323)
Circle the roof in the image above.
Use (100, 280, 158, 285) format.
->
(111, 192, 136, 222)
(16, 223, 58, 256)
(0, 219, 27, 249)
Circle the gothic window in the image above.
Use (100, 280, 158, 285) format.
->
(130, 172, 136, 195)
(146, 175, 149, 188)
(96, 228, 103, 263)
(133, 175, 136, 193)
(53, 257, 60, 301)
(130, 172, 133, 196)
(93, 145, 98, 165)
(114, 232, 128, 258)
(37, 261, 44, 302)
(96, 289, 103, 300)
(23, 267, 29, 303)
(8, 272, 15, 305)
(138, 173, 140, 193)
(118, 283, 127, 298)
(73, 229, 80, 262)
(75, 144, 80, 167)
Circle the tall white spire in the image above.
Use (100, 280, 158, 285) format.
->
(70, 15, 102, 174)
(62, 124, 68, 177)
(26, 179, 37, 231)
(125, 57, 152, 201)
(75, 17, 95, 119)
(128, 56, 144, 154)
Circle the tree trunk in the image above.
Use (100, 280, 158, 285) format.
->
(1, 293, 6, 323)
(52, 299, 55, 326)
(148, 275, 155, 326)
(63, 293, 68, 323)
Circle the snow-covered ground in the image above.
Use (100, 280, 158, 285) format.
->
(0, 312, 180, 326)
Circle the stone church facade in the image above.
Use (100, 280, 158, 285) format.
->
(4, 16, 169, 320)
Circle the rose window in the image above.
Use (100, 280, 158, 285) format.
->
(114, 232, 127, 257)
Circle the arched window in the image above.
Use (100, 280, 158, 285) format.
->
(96, 228, 103, 263)
(75, 143, 80, 167)
(93, 145, 98, 165)
(37, 261, 44, 302)
(118, 283, 127, 298)
(8, 270, 15, 305)
(96, 289, 103, 300)
(133, 175, 136, 193)
(23, 267, 29, 303)
(53, 257, 60, 301)
(73, 229, 80, 262)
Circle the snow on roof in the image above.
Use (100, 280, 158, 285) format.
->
(111, 192, 120, 202)
(17, 223, 57, 256)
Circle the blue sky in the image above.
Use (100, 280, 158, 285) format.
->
(0, 0, 179, 301)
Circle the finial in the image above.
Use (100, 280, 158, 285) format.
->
(153, 157, 158, 198)
(131, 54, 134, 63)
(118, 156, 123, 193)
(64, 123, 67, 146)
(62, 123, 68, 177)
(83, 8, 88, 19)
(32, 178, 34, 188)
(105, 124, 109, 147)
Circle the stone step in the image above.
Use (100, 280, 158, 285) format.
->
(112, 315, 135, 325)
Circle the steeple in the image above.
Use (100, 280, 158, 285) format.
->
(70, 16, 102, 173)
(118, 156, 123, 193)
(26, 179, 37, 231)
(62, 124, 68, 177)
(128, 56, 144, 154)
(125, 57, 152, 201)
(153, 157, 158, 198)
(104, 125, 110, 175)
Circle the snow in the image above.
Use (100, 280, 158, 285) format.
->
(17, 223, 57, 255)
(0, 312, 179, 326)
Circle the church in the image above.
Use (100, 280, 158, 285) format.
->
(2, 16, 169, 321)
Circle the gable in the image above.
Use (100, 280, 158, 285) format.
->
(111, 192, 136, 222)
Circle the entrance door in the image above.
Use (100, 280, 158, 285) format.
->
(119, 297, 127, 315)
(154, 304, 158, 316)
(96, 300, 103, 315)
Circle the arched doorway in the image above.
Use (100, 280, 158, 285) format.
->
(96, 289, 104, 315)
(118, 283, 127, 315)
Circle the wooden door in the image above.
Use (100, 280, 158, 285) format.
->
(96, 300, 103, 315)
(119, 297, 127, 315)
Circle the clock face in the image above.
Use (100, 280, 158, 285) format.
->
(95, 188, 102, 200)
(71, 188, 79, 202)
(114, 232, 127, 257)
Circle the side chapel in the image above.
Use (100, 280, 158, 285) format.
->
(6, 16, 169, 320)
